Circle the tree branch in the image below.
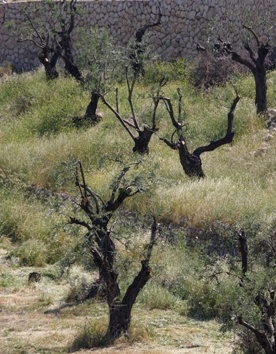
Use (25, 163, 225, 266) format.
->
(158, 96, 182, 129)
(108, 166, 130, 205)
(193, 94, 240, 157)
(69, 217, 92, 231)
(238, 230, 248, 280)
(125, 67, 140, 130)
(122, 218, 157, 306)
(100, 94, 137, 141)
(243, 24, 260, 47)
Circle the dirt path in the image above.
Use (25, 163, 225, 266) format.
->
(0, 247, 234, 353)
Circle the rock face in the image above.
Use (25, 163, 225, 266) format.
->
(0, 0, 275, 71)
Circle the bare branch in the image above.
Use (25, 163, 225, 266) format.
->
(177, 88, 182, 121)
(100, 94, 137, 141)
(243, 24, 260, 47)
(144, 217, 158, 265)
(244, 41, 257, 65)
(24, 10, 45, 45)
(108, 166, 130, 205)
(158, 96, 182, 129)
(77, 160, 88, 200)
(69, 217, 92, 231)
(152, 98, 160, 128)
(159, 136, 179, 150)
(122, 217, 158, 305)
(237, 316, 261, 335)
(226, 48, 256, 72)
(125, 67, 140, 130)
(193, 93, 240, 157)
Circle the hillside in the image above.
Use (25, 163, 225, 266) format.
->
(0, 65, 276, 353)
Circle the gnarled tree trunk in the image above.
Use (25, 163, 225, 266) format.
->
(225, 25, 270, 115)
(254, 67, 267, 114)
(38, 51, 60, 80)
(160, 92, 239, 179)
(70, 162, 157, 343)
(132, 126, 156, 154)
(104, 258, 151, 342)
(84, 91, 101, 122)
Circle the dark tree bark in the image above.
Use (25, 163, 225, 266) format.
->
(38, 49, 60, 80)
(55, 0, 84, 83)
(224, 25, 270, 114)
(104, 257, 152, 342)
(130, 13, 162, 76)
(84, 91, 101, 122)
(160, 92, 240, 179)
(21, 0, 83, 82)
(238, 230, 248, 280)
(70, 161, 157, 344)
(132, 126, 156, 154)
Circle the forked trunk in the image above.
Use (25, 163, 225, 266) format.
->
(178, 141, 205, 179)
(104, 259, 152, 343)
(132, 126, 155, 154)
(104, 302, 132, 342)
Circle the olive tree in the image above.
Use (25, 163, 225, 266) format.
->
(69, 161, 158, 343)
(158, 89, 240, 178)
(8, 0, 83, 81)
(197, 5, 275, 115)
(223, 25, 270, 115)
(99, 71, 167, 154)
(74, 27, 123, 123)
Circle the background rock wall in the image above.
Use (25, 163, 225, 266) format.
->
(0, 0, 275, 71)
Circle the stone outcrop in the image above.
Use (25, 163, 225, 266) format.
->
(0, 0, 275, 71)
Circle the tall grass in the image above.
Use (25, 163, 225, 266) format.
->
(0, 65, 276, 265)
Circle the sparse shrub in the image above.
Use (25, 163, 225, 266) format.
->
(38, 291, 53, 306)
(12, 95, 33, 115)
(0, 273, 17, 288)
(11, 239, 48, 267)
(70, 318, 152, 351)
(138, 282, 185, 312)
(186, 278, 236, 320)
(144, 58, 188, 85)
(65, 276, 90, 303)
(190, 53, 244, 90)
(69, 321, 107, 351)
(0, 62, 13, 77)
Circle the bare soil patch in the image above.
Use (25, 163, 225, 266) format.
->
(0, 247, 234, 353)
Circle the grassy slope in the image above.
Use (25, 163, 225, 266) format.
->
(0, 67, 276, 352)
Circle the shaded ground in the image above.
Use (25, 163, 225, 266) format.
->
(0, 247, 234, 353)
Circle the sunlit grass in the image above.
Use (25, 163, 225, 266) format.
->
(0, 66, 276, 264)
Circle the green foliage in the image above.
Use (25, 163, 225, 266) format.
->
(143, 58, 188, 85)
(75, 27, 124, 93)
